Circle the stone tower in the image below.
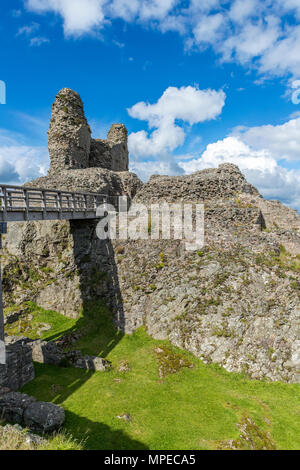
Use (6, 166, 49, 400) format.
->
(48, 89, 129, 173)
(89, 124, 129, 172)
(48, 88, 91, 173)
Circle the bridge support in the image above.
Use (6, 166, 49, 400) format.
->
(0, 222, 7, 364)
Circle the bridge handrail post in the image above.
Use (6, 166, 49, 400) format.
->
(58, 191, 62, 219)
(72, 193, 76, 216)
(7, 190, 13, 210)
(67, 193, 71, 210)
(42, 190, 47, 219)
(25, 189, 29, 221)
(2, 187, 7, 220)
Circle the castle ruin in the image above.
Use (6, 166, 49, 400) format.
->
(48, 88, 129, 174)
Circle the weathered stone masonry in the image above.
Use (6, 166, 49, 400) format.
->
(48, 88, 128, 174)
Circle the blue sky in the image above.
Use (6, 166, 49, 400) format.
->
(1, 1, 300, 210)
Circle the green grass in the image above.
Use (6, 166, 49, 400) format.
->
(0, 425, 84, 450)
(4, 302, 77, 341)
(12, 302, 299, 451)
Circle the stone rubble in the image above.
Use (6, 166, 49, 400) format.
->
(0, 390, 65, 433)
(22, 337, 111, 371)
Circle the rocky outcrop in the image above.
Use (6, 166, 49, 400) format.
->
(26, 166, 141, 200)
(112, 235, 300, 383)
(134, 163, 259, 203)
(0, 390, 65, 433)
(2, 218, 120, 318)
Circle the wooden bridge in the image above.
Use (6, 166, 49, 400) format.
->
(0, 184, 109, 222)
(0, 183, 112, 364)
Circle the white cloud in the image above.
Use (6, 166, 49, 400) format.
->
(17, 22, 40, 36)
(193, 13, 225, 46)
(234, 117, 300, 161)
(129, 158, 183, 182)
(258, 25, 300, 78)
(178, 126, 300, 210)
(0, 130, 48, 184)
(26, 0, 106, 36)
(108, 0, 179, 22)
(26, 0, 178, 36)
(24, 0, 300, 83)
(30, 36, 50, 46)
(179, 136, 277, 173)
(220, 16, 281, 64)
(127, 85, 226, 157)
(229, 0, 260, 23)
(276, 0, 300, 19)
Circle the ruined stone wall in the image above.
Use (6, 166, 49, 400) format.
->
(48, 89, 128, 173)
(134, 163, 260, 203)
(89, 124, 128, 172)
(0, 337, 35, 391)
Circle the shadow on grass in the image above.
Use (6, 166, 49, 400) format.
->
(23, 360, 149, 450)
(5, 215, 149, 449)
(31, 220, 145, 449)
(65, 410, 149, 450)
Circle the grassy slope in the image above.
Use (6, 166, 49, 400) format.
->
(10, 302, 299, 451)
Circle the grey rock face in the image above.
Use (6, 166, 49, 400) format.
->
(26, 166, 141, 201)
(107, 187, 300, 383)
(107, 123, 128, 144)
(3, 167, 142, 318)
(48, 88, 91, 173)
